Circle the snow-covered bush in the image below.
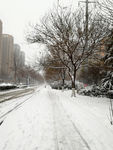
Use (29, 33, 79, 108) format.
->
(100, 71, 113, 98)
(100, 33, 113, 97)
(0, 83, 18, 91)
(101, 71, 113, 90)
(78, 85, 106, 97)
(50, 80, 84, 90)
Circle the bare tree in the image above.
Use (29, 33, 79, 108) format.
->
(18, 66, 43, 85)
(27, 7, 109, 96)
(98, 0, 113, 22)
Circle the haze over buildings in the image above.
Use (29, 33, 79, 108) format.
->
(14, 44, 25, 68)
(0, 0, 80, 65)
(0, 20, 25, 82)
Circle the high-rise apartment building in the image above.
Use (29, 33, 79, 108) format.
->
(0, 20, 2, 76)
(14, 44, 25, 68)
(14, 44, 21, 67)
(1, 34, 14, 79)
(20, 51, 25, 67)
(0, 20, 26, 82)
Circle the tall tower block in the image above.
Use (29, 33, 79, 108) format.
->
(0, 20, 3, 76)
(1, 34, 14, 80)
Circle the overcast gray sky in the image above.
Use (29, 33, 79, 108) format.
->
(0, 0, 96, 64)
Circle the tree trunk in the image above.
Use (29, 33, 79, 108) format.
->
(14, 68, 17, 84)
(61, 68, 65, 91)
(71, 68, 76, 97)
(62, 78, 65, 91)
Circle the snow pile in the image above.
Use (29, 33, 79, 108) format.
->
(0, 83, 13, 86)
(0, 83, 17, 91)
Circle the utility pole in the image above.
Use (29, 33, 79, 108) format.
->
(79, 0, 96, 50)
(86, 0, 89, 48)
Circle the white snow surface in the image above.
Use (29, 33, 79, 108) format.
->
(0, 85, 113, 150)
(0, 83, 13, 86)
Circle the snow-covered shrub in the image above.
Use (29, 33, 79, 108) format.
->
(50, 81, 62, 89)
(100, 34, 113, 97)
(101, 72, 113, 90)
(50, 80, 84, 90)
(100, 71, 113, 98)
(78, 85, 106, 97)
(0, 83, 18, 91)
(107, 90, 113, 98)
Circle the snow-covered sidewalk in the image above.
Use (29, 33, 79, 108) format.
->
(0, 86, 113, 150)
(57, 90, 113, 150)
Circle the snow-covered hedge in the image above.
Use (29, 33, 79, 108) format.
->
(78, 85, 107, 97)
(50, 80, 70, 89)
(107, 90, 113, 98)
(0, 83, 18, 91)
(50, 80, 84, 90)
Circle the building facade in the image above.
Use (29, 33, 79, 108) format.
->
(20, 51, 25, 67)
(1, 34, 14, 80)
(0, 20, 2, 77)
(14, 44, 25, 68)
(0, 20, 26, 82)
(14, 44, 21, 67)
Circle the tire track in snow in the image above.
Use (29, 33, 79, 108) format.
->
(0, 88, 35, 103)
(0, 89, 40, 122)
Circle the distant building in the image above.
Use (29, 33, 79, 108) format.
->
(0, 20, 3, 76)
(20, 51, 25, 67)
(14, 44, 25, 68)
(14, 44, 21, 67)
(13, 44, 25, 83)
(1, 34, 14, 80)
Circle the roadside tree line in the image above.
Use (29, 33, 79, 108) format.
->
(13, 65, 43, 85)
(26, 0, 113, 96)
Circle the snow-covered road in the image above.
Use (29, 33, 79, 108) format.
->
(0, 86, 113, 150)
